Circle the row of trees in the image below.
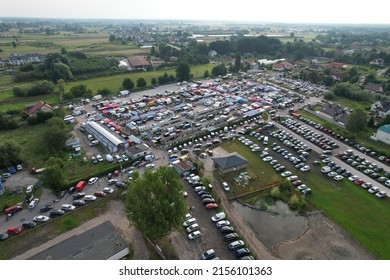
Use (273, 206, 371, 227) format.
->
(13, 80, 56, 97)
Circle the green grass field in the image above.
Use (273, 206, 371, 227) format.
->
(64, 64, 214, 93)
(221, 139, 390, 259)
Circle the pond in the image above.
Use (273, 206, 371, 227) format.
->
(232, 200, 308, 249)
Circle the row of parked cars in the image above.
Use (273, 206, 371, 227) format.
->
(200, 212, 254, 260)
(296, 115, 390, 165)
(337, 150, 390, 187)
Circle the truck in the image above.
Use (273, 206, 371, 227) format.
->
(30, 167, 45, 175)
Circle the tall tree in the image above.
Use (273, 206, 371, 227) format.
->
(175, 62, 191, 82)
(346, 108, 368, 134)
(151, 77, 157, 87)
(125, 166, 187, 240)
(0, 141, 23, 168)
(41, 163, 65, 193)
(122, 78, 134, 90)
(136, 77, 147, 88)
(234, 53, 241, 73)
(43, 117, 68, 154)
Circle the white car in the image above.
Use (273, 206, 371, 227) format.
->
(183, 218, 197, 227)
(84, 195, 97, 202)
(145, 163, 155, 169)
(263, 156, 273, 162)
(96, 154, 103, 162)
(215, 220, 231, 228)
(375, 191, 387, 198)
(26, 185, 34, 194)
(211, 212, 226, 222)
(188, 230, 202, 240)
(297, 184, 308, 191)
(348, 175, 359, 182)
(327, 172, 338, 178)
(300, 165, 310, 172)
(334, 175, 344, 181)
(103, 187, 114, 194)
(321, 166, 332, 173)
(28, 198, 39, 209)
(281, 171, 292, 177)
(122, 154, 129, 162)
(222, 182, 230, 192)
(368, 187, 380, 194)
(385, 180, 390, 187)
(186, 223, 200, 233)
(88, 177, 99, 185)
(33, 215, 50, 223)
(61, 204, 76, 211)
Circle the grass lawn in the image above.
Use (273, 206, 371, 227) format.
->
(334, 96, 373, 111)
(221, 138, 390, 259)
(65, 64, 214, 93)
(219, 140, 281, 196)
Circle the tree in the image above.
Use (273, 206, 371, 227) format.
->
(211, 63, 227, 77)
(346, 108, 368, 134)
(125, 166, 187, 240)
(367, 116, 376, 128)
(324, 91, 336, 100)
(288, 194, 301, 211)
(57, 79, 65, 103)
(12, 41, 17, 48)
(175, 62, 191, 82)
(41, 164, 65, 193)
(204, 70, 209, 78)
(43, 117, 68, 154)
(51, 62, 73, 81)
(234, 53, 241, 73)
(0, 141, 23, 169)
(136, 77, 147, 88)
(151, 77, 157, 87)
(270, 187, 281, 199)
(122, 78, 134, 90)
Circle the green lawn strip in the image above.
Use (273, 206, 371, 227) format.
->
(65, 64, 214, 93)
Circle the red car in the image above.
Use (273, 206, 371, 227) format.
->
(292, 180, 302, 187)
(7, 226, 22, 235)
(205, 203, 218, 210)
(354, 179, 365, 186)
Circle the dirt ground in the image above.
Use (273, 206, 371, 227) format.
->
(272, 211, 375, 260)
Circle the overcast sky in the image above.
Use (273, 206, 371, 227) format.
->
(1, 0, 389, 24)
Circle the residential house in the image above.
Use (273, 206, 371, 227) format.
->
(208, 50, 217, 58)
(364, 82, 383, 93)
(369, 58, 384, 65)
(211, 152, 248, 174)
(150, 56, 164, 68)
(375, 125, 390, 145)
(370, 100, 390, 118)
(330, 72, 343, 81)
(8, 53, 46, 66)
(26, 101, 53, 116)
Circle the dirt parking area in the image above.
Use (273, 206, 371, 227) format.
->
(272, 211, 375, 260)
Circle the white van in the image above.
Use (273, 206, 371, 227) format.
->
(145, 154, 155, 161)
(105, 154, 114, 162)
(90, 140, 99, 146)
(263, 136, 269, 145)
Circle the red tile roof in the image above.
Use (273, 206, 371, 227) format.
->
(27, 101, 52, 115)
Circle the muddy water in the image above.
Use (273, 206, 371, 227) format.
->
(232, 200, 308, 249)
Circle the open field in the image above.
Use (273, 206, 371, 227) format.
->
(221, 138, 390, 259)
(64, 64, 214, 93)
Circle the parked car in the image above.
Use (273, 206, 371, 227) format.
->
(7, 226, 22, 235)
(228, 240, 245, 250)
(28, 198, 39, 210)
(94, 191, 107, 197)
(375, 191, 387, 198)
(186, 223, 200, 233)
(88, 177, 99, 185)
(220, 226, 235, 234)
(33, 215, 50, 223)
(200, 249, 216, 260)
(61, 204, 76, 212)
(188, 230, 202, 240)
(221, 182, 230, 192)
(211, 212, 226, 222)
(40, 205, 53, 213)
(50, 209, 65, 217)
(22, 221, 36, 229)
(224, 233, 240, 243)
(103, 187, 114, 194)
(84, 195, 97, 202)
(183, 218, 197, 227)
(205, 203, 218, 210)
(215, 220, 231, 228)
(235, 248, 251, 258)
(73, 192, 85, 200)
(73, 200, 86, 206)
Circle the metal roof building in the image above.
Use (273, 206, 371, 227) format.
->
(85, 121, 128, 152)
(28, 221, 129, 260)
